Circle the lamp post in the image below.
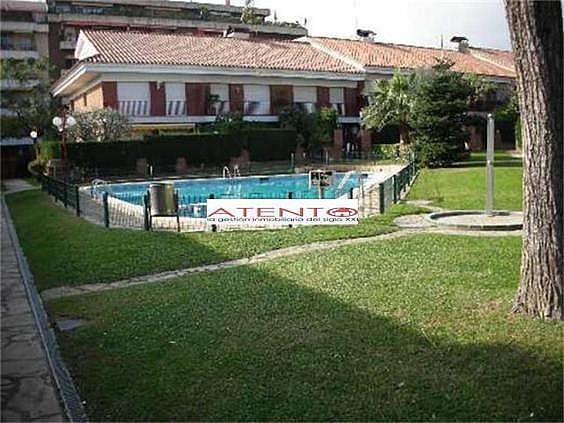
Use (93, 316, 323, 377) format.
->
(52, 111, 76, 164)
(29, 130, 38, 144)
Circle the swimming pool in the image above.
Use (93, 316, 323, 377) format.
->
(98, 172, 381, 217)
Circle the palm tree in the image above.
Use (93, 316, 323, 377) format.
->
(361, 71, 412, 144)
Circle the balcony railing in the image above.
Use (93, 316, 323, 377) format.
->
(294, 102, 318, 114)
(0, 39, 34, 51)
(118, 100, 149, 116)
(331, 103, 345, 116)
(243, 101, 270, 115)
(208, 100, 230, 115)
(166, 100, 186, 116)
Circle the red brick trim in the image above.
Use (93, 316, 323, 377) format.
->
(101, 81, 117, 109)
(317, 86, 330, 108)
(270, 85, 293, 115)
(150, 82, 166, 116)
(229, 84, 244, 113)
(186, 83, 210, 115)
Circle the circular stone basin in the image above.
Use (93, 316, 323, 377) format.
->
(427, 210, 523, 231)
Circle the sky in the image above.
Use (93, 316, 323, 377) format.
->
(212, 0, 513, 50)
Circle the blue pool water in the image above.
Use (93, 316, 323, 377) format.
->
(102, 173, 370, 215)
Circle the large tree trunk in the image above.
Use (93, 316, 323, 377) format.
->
(505, 0, 563, 320)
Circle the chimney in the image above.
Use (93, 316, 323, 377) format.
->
(450, 36, 469, 53)
(224, 26, 250, 39)
(225, 0, 230, 5)
(356, 29, 376, 43)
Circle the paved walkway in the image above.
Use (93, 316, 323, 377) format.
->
(2, 179, 38, 194)
(2, 180, 66, 422)
(41, 224, 522, 302)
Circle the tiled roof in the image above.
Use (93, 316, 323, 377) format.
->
(469, 47, 515, 72)
(311, 37, 515, 78)
(80, 30, 362, 74)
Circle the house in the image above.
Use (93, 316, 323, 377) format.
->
(52, 30, 365, 136)
(51, 29, 516, 152)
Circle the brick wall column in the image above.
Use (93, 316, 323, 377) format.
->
(101, 81, 118, 109)
(150, 82, 166, 116)
(317, 86, 330, 108)
(186, 83, 210, 115)
(360, 129, 372, 153)
(229, 84, 244, 113)
(270, 85, 293, 115)
(344, 87, 359, 117)
(332, 128, 344, 159)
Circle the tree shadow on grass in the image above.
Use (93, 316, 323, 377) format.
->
(52, 265, 562, 422)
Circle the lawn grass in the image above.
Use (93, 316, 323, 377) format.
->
(5, 189, 421, 291)
(49, 234, 562, 421)
(408, 152, 522, 210)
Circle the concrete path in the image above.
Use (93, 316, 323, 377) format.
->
(41, 224, 521, 302)
(1, 200, 66, 421)
(2, 179, 37, 194)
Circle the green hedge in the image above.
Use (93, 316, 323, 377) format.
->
(37, 129, 297, 170)
(245, 128, 297, 161)
(1, 116, 28, 138)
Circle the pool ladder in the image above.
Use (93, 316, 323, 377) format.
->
(222, 165, 241, 179)
(91, 178, 109, 198)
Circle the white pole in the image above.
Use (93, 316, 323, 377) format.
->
(485, 113, 495, 215)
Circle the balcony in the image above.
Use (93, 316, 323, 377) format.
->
(59, 39, 77, 50)
(0, 50, 39, 59)
(1, 21, 48, 33)
(208, 100, 230, 116)
(294, 102, 318, 114)
(0, 79, 40, 90)
(118, 100, 149, 116)
(166, 100, 186, 116)
(331, 103, 345, 116)
(1, 39, 34, 51)
(243, 101, 270, 115)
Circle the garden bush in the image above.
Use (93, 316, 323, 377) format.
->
(245, 128, 297, 161)
(373, 143, 412, 161)
(36, 129, 298, 171)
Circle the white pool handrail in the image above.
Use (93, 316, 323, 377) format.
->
(91, 178, 109, 198)
(336, 170, 356, 197)
(222, 166, 231, 179)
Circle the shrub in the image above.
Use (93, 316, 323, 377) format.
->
(68, 108, 131, 143)
(410, 59, 475, 167)
(34, 129, 298, 173)
(373, 143, 413, 161)
(245, 128, 297, 161)
(0, 116, 28, 138)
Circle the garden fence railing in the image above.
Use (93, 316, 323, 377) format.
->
(36, 160, 418, 232)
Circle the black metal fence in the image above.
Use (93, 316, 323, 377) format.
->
(36, 161, 418, 232)
(377, 160, 418, 213)
(37, 174, 81, 216)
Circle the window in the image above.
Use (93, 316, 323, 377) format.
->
(164, 82, 185, 116)
(117, 82, 150, 116)
(209, 83, 229, 115)
(243, 84, 270, 115)
(329, 87, 345, 115)
(293, 86, 317, 113)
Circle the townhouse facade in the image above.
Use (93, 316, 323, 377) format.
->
(52, 29, 516, 152)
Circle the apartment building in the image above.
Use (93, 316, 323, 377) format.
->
(46, 0, 308, 76)
(1, 0, 49, 139)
